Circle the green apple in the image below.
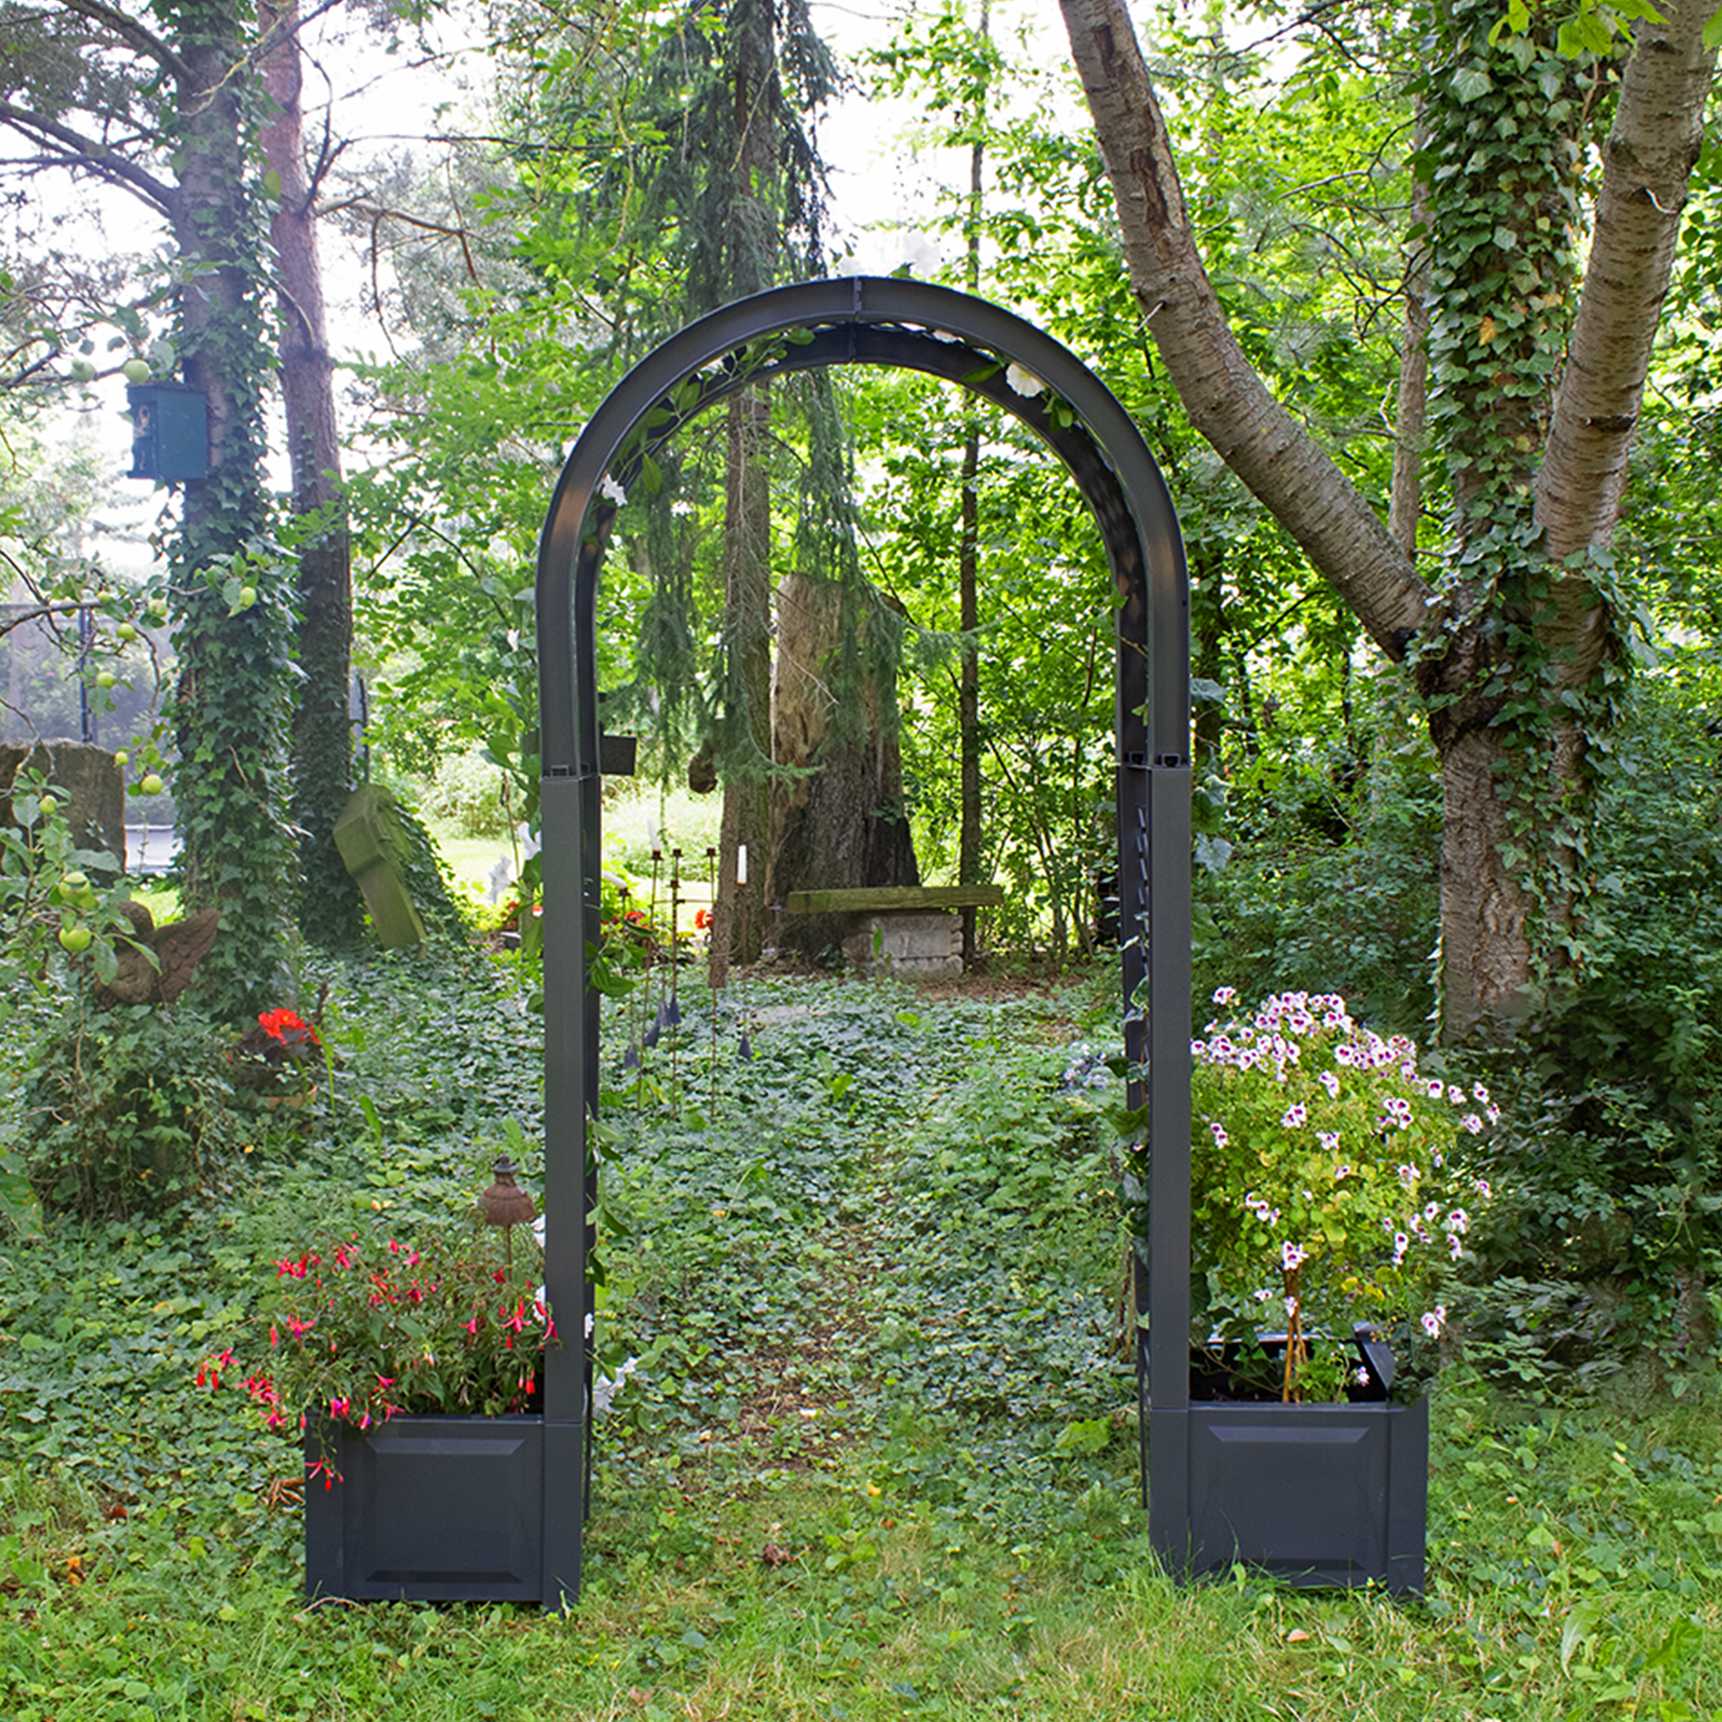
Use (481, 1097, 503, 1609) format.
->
(116, 623, 138, 643)
(138, 773, 164, 796)
(58, 925, 92, 955)
(147, 600, 168, 623)
(37, 795, 57, 816)
(61, 871, 89, 892)
(96, 670, 117, 689)
(68, 358, 96, 383)
(122, 357, 152, 385)
(113, 750, 128, 767)
(237, 584, 258, 609)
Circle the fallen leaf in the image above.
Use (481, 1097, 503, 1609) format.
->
(760, 1542, 792, 1568)
(1285, 1627, 1311, 1644)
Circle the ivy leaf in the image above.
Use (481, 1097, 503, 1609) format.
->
(1450, 66, 1493, 104)
(1705, 4, 1722, 48)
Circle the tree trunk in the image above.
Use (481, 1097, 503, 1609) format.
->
(957, 0, 989, 971)
(1434, 723, 1532, 1040)
(260, 0, 360, 944)
(767, 572, 918, 960)
(709, 387, 772, 985)
(167, 0, 295, 1016)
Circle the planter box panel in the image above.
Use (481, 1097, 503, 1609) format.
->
(1150, 1398, 1427, 1594)
(306, 1416, 548, 1603)
(1189, 1406, 1388, 1584)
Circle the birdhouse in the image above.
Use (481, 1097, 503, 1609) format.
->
(126, 382, 208, 483)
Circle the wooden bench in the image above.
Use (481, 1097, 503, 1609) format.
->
(781, 885, 1004, 975)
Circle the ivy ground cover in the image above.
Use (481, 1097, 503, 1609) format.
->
(3, 955, 1720, 1719)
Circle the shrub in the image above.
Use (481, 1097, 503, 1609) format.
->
(21, 1003, 240, 1218)
(1188, 986, 1499, 1402)
(419, 747, 515, 840)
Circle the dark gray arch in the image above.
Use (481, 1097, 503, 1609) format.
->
(533, 277, 1192, 1602)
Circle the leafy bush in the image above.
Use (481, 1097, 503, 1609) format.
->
(1196, 734, 1442, 1034)
(20, 1002, 240, 1218)
(419, 747, 515, 839)
(1465, 676, 1722, 1371)
(1189, 986, 1498, 1401)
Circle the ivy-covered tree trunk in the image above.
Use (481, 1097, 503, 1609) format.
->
(768, 571, 918, 959)
(166, 0, 296, 1017)
(261, 0, 361, 944)
(1060, 0, 1717, 1042)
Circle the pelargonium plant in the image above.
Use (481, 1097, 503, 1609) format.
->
(198, 1224, 556, 1486)
(1192, 987, 1498, 1403)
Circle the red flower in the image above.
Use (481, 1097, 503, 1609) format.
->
(694, 908, 712, 930)
(258, 1007, 320, 1048)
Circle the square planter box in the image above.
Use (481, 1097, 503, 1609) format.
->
(1148, 1394, 1427, 1594)
(304, 1413, 584, 1603)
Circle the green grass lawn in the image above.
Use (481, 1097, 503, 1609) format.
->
(2, 956, 1717, 1720)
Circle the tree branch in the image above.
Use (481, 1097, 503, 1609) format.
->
(53, 0, 190, 79)
(0, 100, 176, 214)
(1057, 0, 1430, 660)
(1536, 0, 1718, 569)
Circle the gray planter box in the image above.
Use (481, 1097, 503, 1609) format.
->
(304, 1413, 584, 1603)
(1149, 1395, 1427, 1593)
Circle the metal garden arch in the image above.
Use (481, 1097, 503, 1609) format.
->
(534, 277, 1194, 1603)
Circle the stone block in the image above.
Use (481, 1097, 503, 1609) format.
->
(841, 910, 962, 978)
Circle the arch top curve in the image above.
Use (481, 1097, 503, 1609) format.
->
(535, 275, 1190, 777)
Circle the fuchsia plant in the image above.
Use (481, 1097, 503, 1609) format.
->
(198, 1227, 555, 1485)
(1192, 987, 1498, 1402)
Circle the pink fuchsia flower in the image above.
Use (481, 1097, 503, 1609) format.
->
(1281, 1103, 1307, 1129)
